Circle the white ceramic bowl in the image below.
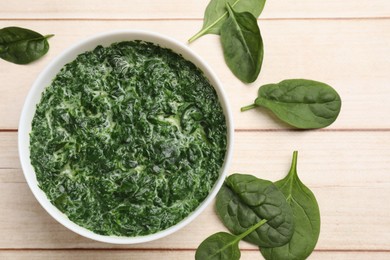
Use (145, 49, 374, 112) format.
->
(18, 30, 234, 244)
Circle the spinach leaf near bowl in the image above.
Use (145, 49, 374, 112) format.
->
(30, 41, 227, 237)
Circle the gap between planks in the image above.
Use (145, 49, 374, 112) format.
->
(0, 17, 389, 22)
(235, 128, 390, 132)
(2, 129, 390, 133)
(1, 248, 390, 253)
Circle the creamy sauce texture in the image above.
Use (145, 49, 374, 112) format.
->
(30, 41, 227, 236)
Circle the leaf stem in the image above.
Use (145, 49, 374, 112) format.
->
(236, 219, 267, 241)
(289, 151, 298, 177)
(240, 103, 257, 112)
(188, 0, 241, 43)
(225, 2, 234, 17)
(188, 30, 206, 43)
(44, 34, 55, 40)
(188, 11, 228, 43)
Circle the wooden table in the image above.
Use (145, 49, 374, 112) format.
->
(1, 1, 390, 259)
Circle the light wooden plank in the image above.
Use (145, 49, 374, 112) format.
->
(1, 19, 389, 130)
(0, 133, 19, 169)
(1, 131, 390, 249)
(0, 169, 25, 183)
(0, 0, 389, 19)
(1, 250, 390, 260)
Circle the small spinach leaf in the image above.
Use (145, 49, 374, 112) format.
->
(261, 151, 321, 260)
(220, 3, 263, 83)
(196, 232, 241, 260)
(188, 0, 266, 43)
(0, 26, 54, 64)
(195, 219, 267, 260)
(216, 174, 294, 248)
(241, 79, 342, 129)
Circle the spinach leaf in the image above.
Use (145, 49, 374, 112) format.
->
(241, 79, 342, 129)
(188, 0, 266, 43)
(195, 219, 267, 260)
(216, 174, 294, 248)
(220, 3, 263, 83)
(0, 26, 54, 64)
(261, 151, 321, 260)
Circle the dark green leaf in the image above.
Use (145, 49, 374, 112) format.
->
(241, 79, 342, 128)
(261, 151, 321, 260)
(195, 219, 267, 260)
(220, 3, 263, 83)
(216, 174, 294, 247)
(189, 0, 266, 43)
(0, 26, 53, 64)
(195, 232, 241, 260)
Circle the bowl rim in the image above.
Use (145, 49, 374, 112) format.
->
(18, 29, 234, 244)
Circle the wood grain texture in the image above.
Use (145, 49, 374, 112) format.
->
(1, 20, 389, 129)
(0, 0, 389, 19)
(0, 133, 19, 169)
(1, 250, 390, 260)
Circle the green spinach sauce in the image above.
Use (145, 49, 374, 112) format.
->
(30, 41, 227, 237)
